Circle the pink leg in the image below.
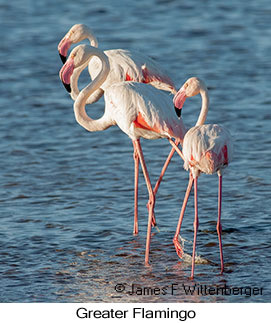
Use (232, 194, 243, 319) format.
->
(132, 142, 139, 235)
(191, 176, 199, 279)
(133, 141, 156, 233)
(168, 138, 184, 161)
(217, 174, 224, 273)
(148, 139, 182, 226)
(133, 139, 155, 266)
(173, 173, 194, 258)
(153, 139, 182, 196)
(153, 145, 176, 196)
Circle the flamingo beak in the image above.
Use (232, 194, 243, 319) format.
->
(173, 89, 187, 118)
(62, 82, 71, 93)
(58, 37, 72, 64)
(59, 53, 67, 64)
(59, 56, 74, 93)
(175, 106, 182, 117)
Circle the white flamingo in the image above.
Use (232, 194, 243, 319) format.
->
(59, 45, 209, 265)
(58, 24, 180, 227)
(172, 78, 233, 278)
(58, 23, 177, 103)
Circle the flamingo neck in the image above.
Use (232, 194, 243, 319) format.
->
(70, 62, 88, 101)
(73, 49, 112, 132)
(70, 57, 104, 105)
(86, 31, 98, 48)
(195, 87, 209, 126)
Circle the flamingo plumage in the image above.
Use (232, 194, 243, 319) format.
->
(172, 78, 233, 278)
(58, 23, 177, 101)
(59, 44, 186, 265)
(58, 24, 179, 230)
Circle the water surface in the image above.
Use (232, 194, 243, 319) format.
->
(0, 0, 271, 302)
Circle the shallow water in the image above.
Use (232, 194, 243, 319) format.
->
(0, 0, 271, 302)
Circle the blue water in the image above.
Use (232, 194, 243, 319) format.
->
(0, 0, 271, 302)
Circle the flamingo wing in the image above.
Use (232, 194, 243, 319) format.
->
(105, 82, 184, 140)
(88, 49, 176, 93)
(130, 50, 176, 93)
(141, 63, 176, 93)
(183, 124, 233, 174)
(88, 49, 142, 89)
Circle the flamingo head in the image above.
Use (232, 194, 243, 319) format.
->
(59, 44, 92, 93)
(58, 24, 95, 64)
(173, 77, 206, 117)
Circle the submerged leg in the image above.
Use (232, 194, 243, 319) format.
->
(217, 174, 224, 273)
(191, 176, 199, 279)
(173, 173, 194, 258)
(133, 139, 155, 266)
(132, 141, 139, 235)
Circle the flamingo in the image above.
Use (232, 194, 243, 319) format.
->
(58, 23, 177, 101)
(58, 24, 179, 230)
(172, 78, 233, 278)
(59, 44, 188, 265)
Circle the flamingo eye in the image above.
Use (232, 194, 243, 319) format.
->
(67, 30, 74, 38)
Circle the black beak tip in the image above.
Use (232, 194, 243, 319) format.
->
(59, 53, 67, 64)
(62, 82, 71, 93)
(175, 106, 182, 118)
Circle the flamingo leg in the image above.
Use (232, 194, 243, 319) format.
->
(132, 141, 156, 234)
(168, 138, 184, 161)
(146, 138, 183, 231)
(153, 139, 181, 197)
(133, 139, 155, 266)
(173, 173, 194, 258)
(148, 139, 182, 230)
(191, 176, 199, 279)
(132, 141, 139, 235)
(153, 145, 175, 196)
(217, 174, 224, 273)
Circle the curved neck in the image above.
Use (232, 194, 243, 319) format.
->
(195, 86, 209, 126)
(70, 62, 88, 101)
(70, 58, 104, 105)
(86, 31, 98, 48)
(73, 49, 112, 132)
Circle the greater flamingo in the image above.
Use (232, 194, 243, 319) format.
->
(58, 23, 177, 101)
(58, 24, 180, 229)
(172, 78, 233, 278)
(59, 44, 187, 265)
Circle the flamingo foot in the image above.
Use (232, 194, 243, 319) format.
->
(145, 259, 151, 267)
(173, 236, 184, 259)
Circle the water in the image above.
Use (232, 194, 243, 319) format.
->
(0, 0, 271, 303)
